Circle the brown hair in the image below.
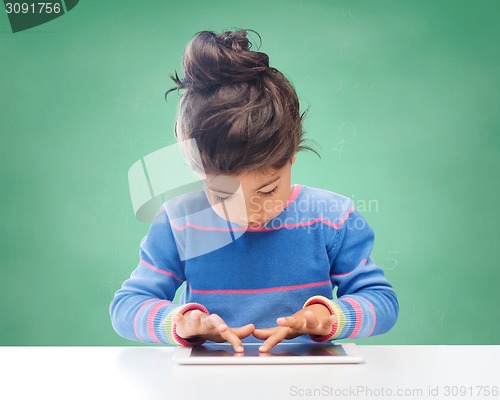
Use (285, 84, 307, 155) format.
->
(165, 28, 319, 176)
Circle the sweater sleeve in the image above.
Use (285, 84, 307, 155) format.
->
(304, 201, 399, 341)
(109, 205, 209, 346)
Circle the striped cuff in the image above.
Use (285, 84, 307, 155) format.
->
(303, 295, 344, 342)
(163, 303, 209, 346)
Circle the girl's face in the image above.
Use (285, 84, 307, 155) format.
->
(203, 154, 296, 229)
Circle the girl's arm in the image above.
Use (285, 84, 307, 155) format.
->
(109, 206, 208, 346)
(304, 203, 400, 342)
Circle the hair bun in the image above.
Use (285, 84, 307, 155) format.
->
(216, 30, 258, 52)
(168, 29, 271, 95)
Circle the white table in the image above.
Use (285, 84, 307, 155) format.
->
(0, 345, 498, 400)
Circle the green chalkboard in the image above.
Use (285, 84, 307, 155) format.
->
(1, 0, 499, 345)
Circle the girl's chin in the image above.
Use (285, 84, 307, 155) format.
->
(227, 219, 265, 228)
(247, 222, 264, 228)
(218, 213, 276, 228)
(247, 217, 273, 228)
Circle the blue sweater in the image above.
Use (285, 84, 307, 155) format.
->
(110, 184, 399, 345)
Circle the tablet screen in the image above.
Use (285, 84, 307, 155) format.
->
(190, 343, 347, 357)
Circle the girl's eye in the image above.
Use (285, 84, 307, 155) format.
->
(213, 193, 234, 203)
(259, 186, 278, 197)
(212, 186, 278, 202)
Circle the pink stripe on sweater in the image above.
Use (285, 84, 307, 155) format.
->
(140, 258, 183, 282)
(147, 300, 172, 344)
(170, 208, 355, 232)
(367, 300, 377, 336)
(170, 220, 234, 232)
(331, 271, 352, 277)
(190, 280, 331, 295)
(133, 298, 156, 341)
(343, 297, 363, 338)
(331, 259, 367, 277)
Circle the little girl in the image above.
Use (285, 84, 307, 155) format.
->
(110, 29, 399, 353)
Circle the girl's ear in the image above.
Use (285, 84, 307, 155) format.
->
(291, 153, 297, 165)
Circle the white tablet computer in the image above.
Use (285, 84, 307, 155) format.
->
(173, 342, 363, 364)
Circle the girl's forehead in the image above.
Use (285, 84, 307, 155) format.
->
(206, 174, 240, 193)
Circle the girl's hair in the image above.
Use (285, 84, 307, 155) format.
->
(165, 28, 319, 176)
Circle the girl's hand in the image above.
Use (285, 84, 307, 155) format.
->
(252, 304, 337, 352)
(173, 310, 254, 353)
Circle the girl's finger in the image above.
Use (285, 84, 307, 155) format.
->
(330, 314, 338, 323)
(321, 314, 337, 329)
(259, 328, 290, 353)
(232, 324, 255, 339)
(172, 313, 182, 323)
(175, 310, 203, 332)
(303, 310, 320, 330)
(310, 314, 337, 335)
(252, 327, 276, 340)
(218, 328, 244, 353)
(277, 316, 305, 331)
(185, 309, 203, 321)
(173, 312, 189, 328)
(201, 313, 227, 333)
(173, 313, 198, 338)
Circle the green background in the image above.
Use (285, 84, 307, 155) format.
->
(1, 0, 499, 346)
